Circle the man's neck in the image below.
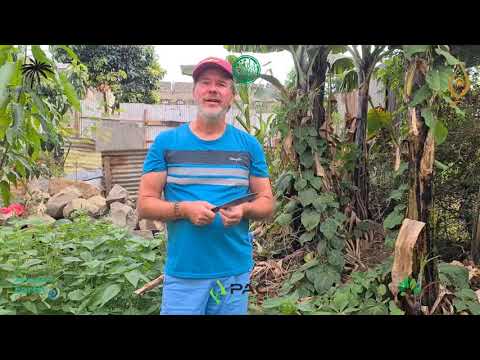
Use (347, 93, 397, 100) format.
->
(190, 117, 227, 141)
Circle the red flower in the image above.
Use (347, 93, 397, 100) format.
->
(9, 203, 25, 216)
(0, 203, 25, 217)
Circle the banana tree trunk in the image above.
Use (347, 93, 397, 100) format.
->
(353, 76, 370, 221)
(406, 104, 438, 308)
(472, 187, 480, 264)
(309, 50, 329, 133)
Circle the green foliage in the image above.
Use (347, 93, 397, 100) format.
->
(438, 262, 480, 315)
(262, 258, 399, 315)
(0, 45, 81, 205)
(404, 45, 468, 145)
(438, 262, 469, 291)
(0, 213, 164, 315)
(52, 45, 166, 105)
(367, 107, 393, 139)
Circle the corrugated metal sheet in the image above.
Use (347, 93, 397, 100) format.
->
(102, 149, 148, 200)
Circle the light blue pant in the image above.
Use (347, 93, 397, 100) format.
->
(160, 271, 251, 315)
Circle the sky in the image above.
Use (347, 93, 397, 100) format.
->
(154, 45, 294, 84)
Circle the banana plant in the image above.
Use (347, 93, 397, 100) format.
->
(327, 46, 393, 222)
(0, 45, 81, 205)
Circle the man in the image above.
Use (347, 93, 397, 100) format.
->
(137, 57, 274, 315)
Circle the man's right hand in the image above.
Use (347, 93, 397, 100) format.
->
(181, 201, 216, 226)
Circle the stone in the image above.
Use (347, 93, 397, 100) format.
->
(48, 178, 100, 199)
(106, 184, 129, 206)
(46, 186, 82, 219)
(110, 202, 138, 230)
(63, 198, 90, 218)
(139, 219, 164, 231)
(26, 177, 50, 194)
(86, 195, 107, 217)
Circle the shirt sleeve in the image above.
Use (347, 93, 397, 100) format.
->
(249, 137, 269, 178)
(143, 133, 167, 174)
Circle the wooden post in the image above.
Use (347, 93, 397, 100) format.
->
(143, 108, 148, 149)
(103, 155, 112, 195)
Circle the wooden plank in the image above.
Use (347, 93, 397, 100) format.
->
(103, 156, 112, 194)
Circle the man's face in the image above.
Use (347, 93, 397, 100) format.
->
(193, 67, 234, 123)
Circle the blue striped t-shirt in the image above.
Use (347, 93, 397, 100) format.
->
(142, 123, 269, 279)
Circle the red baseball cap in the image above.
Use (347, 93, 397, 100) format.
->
(192, 57, 233, 81)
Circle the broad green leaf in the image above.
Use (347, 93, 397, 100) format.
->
(320, 218, 338, 240)
(327, 250, 345, 271)
(387, 184, 408, 201)
(301, 209, 320, 231)
(312, 198, 327, 213)
(294, 141, 307, 155)
(383, 211, 404, 230)
(59, 72, 80, 111)
(426, 66, 451, 93)
(275, 172, 293, 194)
(0, 308, 16, 315)
(332, 291, 350, 312)
(284, 199, 299, 213)
(421, 108, 434, 128)
(97, 284, 121, 308)
(334, 212, 347, 224)
(410, 85, 431, 107)
(140, 251, 156, 262)
(289, 271, 305, 284)
(23, 301, 38, 314)
(377, 284, 387, 296)
(0, 263, 15, 272)
(468, 302, 480, 315)
(299, 230, 316, 244)
(124, 269, 143, 287)
(31, 46, 51, 66)
(294, 178, 307, 191)
(309, 177, 322, 190)
(403, 45, 431, 58)
(0, 62, 15, 110)
(300, 152, 314, 168)
(298, 188, 317, 207)
(389, 300, 405, 315)
(431, 118, 448, 145)
(68, 289, 86, 301)
(316, 239, 327, 256)
(57, 45, 79, 63)
(329, 236, 345, 250)
(314, 266, 340, 295)
(455, 288, 478, 302)
(0, 180, 11, 206)
(23, 259, 42, 268)
(435, 48, 461, 65)
(275, 213, 292, 226)
(62, 256, 82, 264)
(302, 170, 314, 181)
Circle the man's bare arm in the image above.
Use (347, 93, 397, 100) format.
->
(241, 176, 274, 221)
(137, 171, 176, 221)
(137, 172, 216, 225)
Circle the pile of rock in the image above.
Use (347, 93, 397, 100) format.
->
(23, 178, 163, 238)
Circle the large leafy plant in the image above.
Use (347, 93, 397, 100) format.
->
(0, 213, 164, 315)
(0, 45, 81, 206)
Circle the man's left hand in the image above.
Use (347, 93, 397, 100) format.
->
(219, 205, 245, 227)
